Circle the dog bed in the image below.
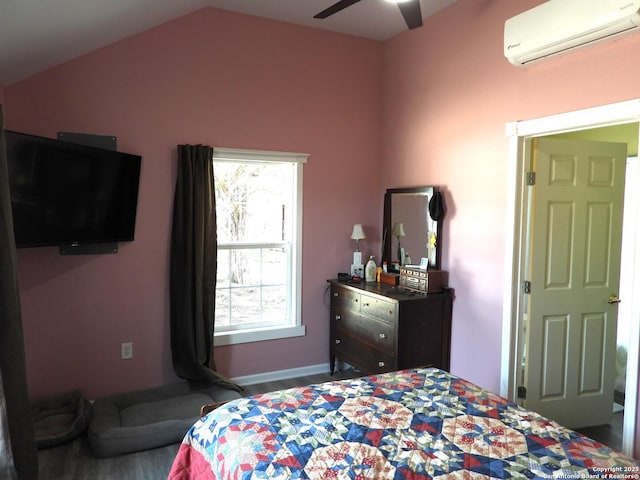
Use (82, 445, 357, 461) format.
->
(88, 381, 242, 458)
(31, 389, 92, 449)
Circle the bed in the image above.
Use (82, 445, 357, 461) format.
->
(168, 367, 638, 479)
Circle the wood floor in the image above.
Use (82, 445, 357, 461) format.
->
(37, 369, 627, 479)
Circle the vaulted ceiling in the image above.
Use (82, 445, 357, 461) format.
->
(0, 0, 457, 86)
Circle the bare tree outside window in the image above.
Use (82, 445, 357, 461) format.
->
(215, 165, 250, 284)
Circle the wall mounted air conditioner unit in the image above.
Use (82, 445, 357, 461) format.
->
(504, 0, 640, 66)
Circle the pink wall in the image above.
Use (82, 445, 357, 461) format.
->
(5, 8, 383, 399)
(382, 0, 640, 456)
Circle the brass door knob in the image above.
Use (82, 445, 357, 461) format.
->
(608, 295, 621, 304)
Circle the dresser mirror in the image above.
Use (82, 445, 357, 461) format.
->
(383, 186, 443, 271)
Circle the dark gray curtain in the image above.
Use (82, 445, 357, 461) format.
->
(170, 144, 240, 392)
(0, 107, 39, 478)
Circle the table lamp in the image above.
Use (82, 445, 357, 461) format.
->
(392, 222, 405, 266)
(350, 224, 366, 277)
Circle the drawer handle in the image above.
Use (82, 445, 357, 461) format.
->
(379, 333, 387, 339)
(335, 339, 341, 344)
(353, 299, 358, 303)
(378, 361, 386, 367)
(335, 315, 341, 320)
(363, 302, 370, 307)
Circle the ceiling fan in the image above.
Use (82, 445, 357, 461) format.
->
(314, 0, 423, 30)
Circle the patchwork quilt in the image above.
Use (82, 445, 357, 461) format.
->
(168, 368, 639, 479)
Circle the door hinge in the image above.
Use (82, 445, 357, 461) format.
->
(526, 171, 536, 186)
(517, 386, 527, 399)
(523, 280, 531, 294)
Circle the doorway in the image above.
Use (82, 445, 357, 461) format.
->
(501, 99, 640, 457)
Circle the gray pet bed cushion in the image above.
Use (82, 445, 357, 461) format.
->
(32, 389, 92, 449)
(88, 382, 241, 458)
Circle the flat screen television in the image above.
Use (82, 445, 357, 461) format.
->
(5, 130, 142, 248)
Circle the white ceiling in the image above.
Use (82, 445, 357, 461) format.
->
(0, 0, 457, 86)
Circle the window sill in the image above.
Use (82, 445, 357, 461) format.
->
(214, 325, 306, 346)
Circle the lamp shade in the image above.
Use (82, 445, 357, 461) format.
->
(392, 222, 406, 237)
(351, 224, 366, 240)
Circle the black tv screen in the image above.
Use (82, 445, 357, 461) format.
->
(5, 130, 141, 248)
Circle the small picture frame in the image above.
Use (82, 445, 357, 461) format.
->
(419, 257, 429, 270)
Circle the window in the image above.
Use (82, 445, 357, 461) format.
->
(212, 148, 308, 346)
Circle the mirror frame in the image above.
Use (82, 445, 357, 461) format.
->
(383, 186, 443, 271)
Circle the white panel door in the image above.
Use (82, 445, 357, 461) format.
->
(524, 137, 626, 428)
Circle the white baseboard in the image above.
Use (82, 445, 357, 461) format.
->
(231, 363, 333, 386)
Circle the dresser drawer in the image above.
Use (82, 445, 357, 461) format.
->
(330, 333, 396, 374)
(360, 294, 396, 324)
(332, 318, 395, 354)
(331, 285, 361, 312)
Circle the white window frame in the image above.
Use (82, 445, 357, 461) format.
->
(212, 147, 309, 346)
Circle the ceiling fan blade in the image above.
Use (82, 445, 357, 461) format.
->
(397, 0, 423, 30)
(314, 0, 362, 19)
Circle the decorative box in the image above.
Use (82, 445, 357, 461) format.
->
(379, 271, 399, 286)
(399, 267, 448, 294)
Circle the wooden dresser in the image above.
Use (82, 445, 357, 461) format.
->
(328, 279, 453, 375)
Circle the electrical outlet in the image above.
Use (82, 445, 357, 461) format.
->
(121, 342, 133, 360)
